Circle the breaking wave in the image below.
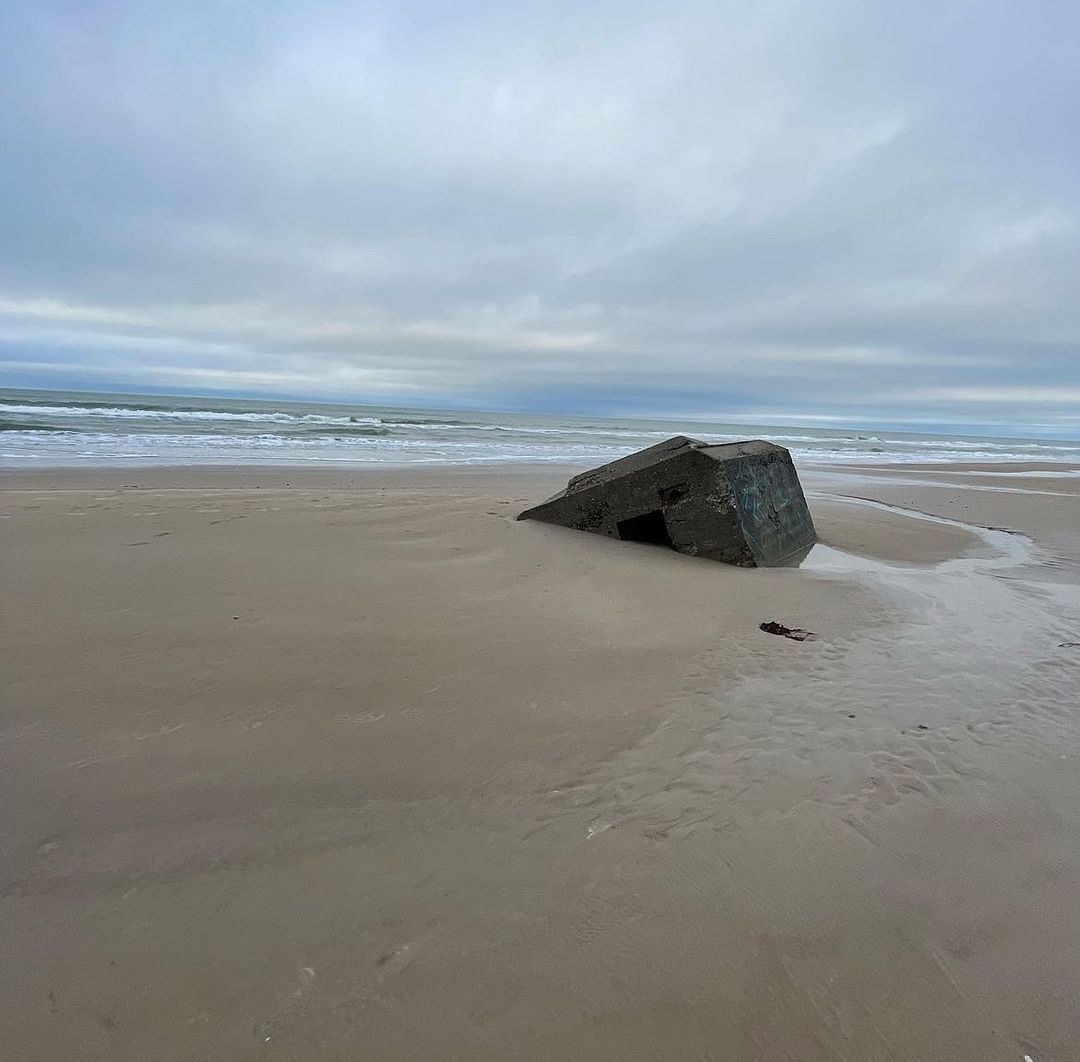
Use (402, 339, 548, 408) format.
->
(3, 392, 1080, 468)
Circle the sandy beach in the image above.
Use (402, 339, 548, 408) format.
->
(3, 462, 1080, 1061)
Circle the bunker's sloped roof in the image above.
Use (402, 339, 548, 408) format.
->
(565, 435, 700, 495)
(697, 439, 783, 462)
(564, 436, 786, 496)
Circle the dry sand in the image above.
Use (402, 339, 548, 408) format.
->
(2, 463, 1080, 1061)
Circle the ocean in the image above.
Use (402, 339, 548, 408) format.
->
(3, 388, 1079, 469)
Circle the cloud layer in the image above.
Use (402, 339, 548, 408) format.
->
(2, 0, 1078, 432)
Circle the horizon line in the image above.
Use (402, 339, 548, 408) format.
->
(2, 382, 1079, 445)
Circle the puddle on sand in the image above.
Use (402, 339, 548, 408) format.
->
(799, 492, 1036, 580)
(805, 466, 1080, 499)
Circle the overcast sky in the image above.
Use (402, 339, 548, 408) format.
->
(1, 1, 1078, 432)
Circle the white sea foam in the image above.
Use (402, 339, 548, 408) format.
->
(3, 392, 1079, 468)
(1, 402, 384, 427)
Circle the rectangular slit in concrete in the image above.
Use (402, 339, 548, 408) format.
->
(615, 510, 673, 548)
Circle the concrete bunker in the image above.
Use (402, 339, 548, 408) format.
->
(518, 436, 816, 567)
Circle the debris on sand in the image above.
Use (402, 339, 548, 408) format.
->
(760, 621, 817, 642)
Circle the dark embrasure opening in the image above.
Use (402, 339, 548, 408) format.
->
(615, 509, 674, 548)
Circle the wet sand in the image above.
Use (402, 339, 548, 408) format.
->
(3, 463, 1080, 1060)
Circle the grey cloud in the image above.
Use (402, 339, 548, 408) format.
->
(1, 0, 1078, 432)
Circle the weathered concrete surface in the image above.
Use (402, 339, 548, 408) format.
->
(518, 436, 816, 566)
